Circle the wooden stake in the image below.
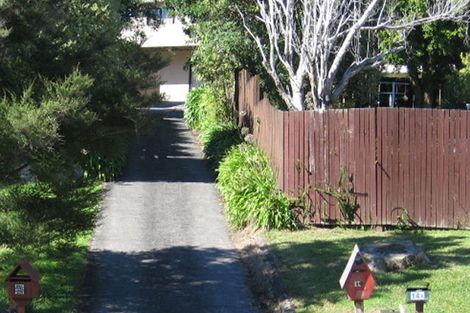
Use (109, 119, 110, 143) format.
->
(354, 300, 364, 313)
(415, 301, 424, 313)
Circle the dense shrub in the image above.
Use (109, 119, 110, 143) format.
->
(217, 144, 295, 230)
(185, 86, 294, 230)
(185, 86, 240, 166)
(200, 123, 242, 168)
(184, 87, 206, 129)
(0, 181, 100, 248)
(184, 86, 231, 130)
(80, 127, 132, 181)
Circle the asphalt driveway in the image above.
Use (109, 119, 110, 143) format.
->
(79, 103, 259, 313)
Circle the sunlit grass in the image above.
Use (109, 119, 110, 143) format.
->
(267, 228, 470, 313)
(0, 181, 102, 312)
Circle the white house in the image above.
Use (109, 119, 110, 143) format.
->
(124, 3, 198, 103)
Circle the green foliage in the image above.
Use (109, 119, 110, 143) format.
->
(189, 21, 253, 88)
(200, 122, 242, 167)
(0, 70, 96, 182)
(185, 86, 241, 166)
(217, 144, 295, 230)
(197, 90, 232, 128)
(443, 53, 470, 108)
(167, 0, 285, 106)
(80, 128, 131, 181)
(0, 179, 101, 312)
(0, 181, 100, 249)
(185, 85, 292, 230)
(316, 168, 360, 225)
(385, 18, 467, 107)
(0, 233, 93, 312)
(0, 0, 163, 185)
(184, 86, 231, 129)
(334, 68, 382, 108)
(392, 207, 419, 231)
(184, 87, 207, 129)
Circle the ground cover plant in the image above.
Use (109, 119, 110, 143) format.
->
(184, 86, 242, 167)
(266, 227, 470, 313)
(218, 144, 294, 230)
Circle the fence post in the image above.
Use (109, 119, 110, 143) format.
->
(233, 70, 240, 124)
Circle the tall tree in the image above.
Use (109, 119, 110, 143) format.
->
(0, 0, 164, 184)
(240, 0, 470, 111)
(443, 53, 470, 107)
(403, 22, 467, 107)
(166, 1, 256, 84)
(167, 0, 293, 109)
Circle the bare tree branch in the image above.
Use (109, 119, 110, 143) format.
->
(239, 0, 470, 111)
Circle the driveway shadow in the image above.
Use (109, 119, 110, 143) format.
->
(79, 246, 258, 313)
(122, 105, 215, 184)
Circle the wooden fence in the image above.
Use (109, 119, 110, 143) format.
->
(237, 70, 470, 228)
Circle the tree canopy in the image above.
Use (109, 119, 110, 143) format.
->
(0, 0, 164, 185)
(243, 0, 469, 111)
(166, 0, 256, 84)
(396, 21, 467, 107)
(169, 0, 469, 111)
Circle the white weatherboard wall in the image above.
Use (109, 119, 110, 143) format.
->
(158, 49, 193, 103)
(122, 6, 199, 103)
(140, 15, 198, 103)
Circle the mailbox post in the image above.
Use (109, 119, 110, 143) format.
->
(339, 245, 376, 313)
(5, 260, 41, 313)
(406, 286, 430, 313)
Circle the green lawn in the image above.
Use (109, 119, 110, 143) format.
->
(266, 228, 470, 313)
(0, 181, 102, 313)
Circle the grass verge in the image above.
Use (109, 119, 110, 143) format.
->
(266, 227, 470, 313)
(0, 181, 102, 313)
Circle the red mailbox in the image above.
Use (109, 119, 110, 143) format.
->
(339, 245, 376, 312)
(5, 260, 41, 313)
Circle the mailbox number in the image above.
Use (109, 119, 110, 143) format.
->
(409, 291, 427, 301)
(14, 284, 25, 295)
(354, 280, 363, 288)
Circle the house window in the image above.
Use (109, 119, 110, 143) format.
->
(378, 79, 411, 107)
(147, 8, 175, 25)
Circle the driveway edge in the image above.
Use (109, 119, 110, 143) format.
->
(229, 225, 296, 313)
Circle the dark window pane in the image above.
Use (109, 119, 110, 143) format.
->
(380, 82, 393, 93)
(379, 94, 391, 107)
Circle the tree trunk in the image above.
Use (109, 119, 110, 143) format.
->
(408, 63, 424, 108)
(422, 76, 441, 108)
(408, 62, 441, 108)
(413, 81, 425, 108)
(411, 79, 439, 108)
(291, 86, 304, 111)
(424, 88, 438, 108)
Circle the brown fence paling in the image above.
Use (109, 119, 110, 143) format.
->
(236, 70, 470, 229)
